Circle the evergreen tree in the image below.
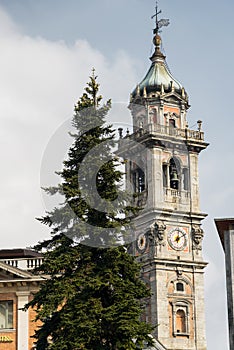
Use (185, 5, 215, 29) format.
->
(26, 73, 154, 350)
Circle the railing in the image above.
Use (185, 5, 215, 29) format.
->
(132, 189, 189, 206)
(0, 257, 43, 271)
(164, 188, 190, 202)
(131, 124, 204, 142)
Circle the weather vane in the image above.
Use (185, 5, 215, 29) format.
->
(151, 2, 170, 34)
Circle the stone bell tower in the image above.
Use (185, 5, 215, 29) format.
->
(118, 6, 209, 350)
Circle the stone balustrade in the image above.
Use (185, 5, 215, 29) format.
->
(0, 257, 43, 271)
(119, 124, 204, 143)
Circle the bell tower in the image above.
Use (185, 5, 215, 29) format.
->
(118, 5, 208, 350)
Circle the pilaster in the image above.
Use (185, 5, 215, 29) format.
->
(16, 291, 30, 350)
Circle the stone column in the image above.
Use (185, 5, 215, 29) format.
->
(16, 291, 30, 350)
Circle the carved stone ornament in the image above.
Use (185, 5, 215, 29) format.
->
(192, 225, 204, 250)
(149, 221, 166, 246)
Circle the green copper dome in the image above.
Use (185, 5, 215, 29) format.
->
(137, 60, 182, 94)
(132, 34, 186, 98)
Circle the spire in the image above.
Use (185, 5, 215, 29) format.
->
(150, 3, 170, 62)
(131, 4, 188, 102)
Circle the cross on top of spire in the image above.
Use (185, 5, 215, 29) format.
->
(151, 2, 170, 35)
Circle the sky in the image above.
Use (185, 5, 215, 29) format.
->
(0, 0, 233, 349)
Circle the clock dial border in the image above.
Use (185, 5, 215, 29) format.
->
(136, 233, 148, 253)
(167, 227, 188, 251)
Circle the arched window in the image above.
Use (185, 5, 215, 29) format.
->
(133, 168, 145, 193)
(151, 108, 158, 124)
(171, 301, 190, 337)
(169, 118, 176, 128)
(169, 158, 180, 190)
(176, 309, 186, 334)
(168, 119, 176, 136)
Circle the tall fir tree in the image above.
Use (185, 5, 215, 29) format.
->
(26, 73, 154, 350)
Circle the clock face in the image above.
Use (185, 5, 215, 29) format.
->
(136, 233, 147, 253)
(167, 228, 187, 251)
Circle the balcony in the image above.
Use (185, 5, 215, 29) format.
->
(125, 124, 204, 142)
(0, 257, 43, 272)
(151, 124, 204, 141)
(164, 188, 190, 203)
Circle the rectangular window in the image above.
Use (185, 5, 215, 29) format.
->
(0, 301, 13, 329)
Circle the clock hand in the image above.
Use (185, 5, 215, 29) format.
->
(174, 231, 186, 243)
(178, 231, 186, 238)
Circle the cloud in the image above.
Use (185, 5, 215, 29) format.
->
(0, 7, 138, 247)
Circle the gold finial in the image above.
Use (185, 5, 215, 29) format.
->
(150, 3, 169, 61)
(160, 83, 164, 94)
(182, 87, 185, 98)
(136, 84, 140, 96)
(153, 33, 162, 51)
(170, 81, 175, 92)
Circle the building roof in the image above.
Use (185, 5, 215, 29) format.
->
(214, 218, 234, 250)
(0, 248, 42, 259)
